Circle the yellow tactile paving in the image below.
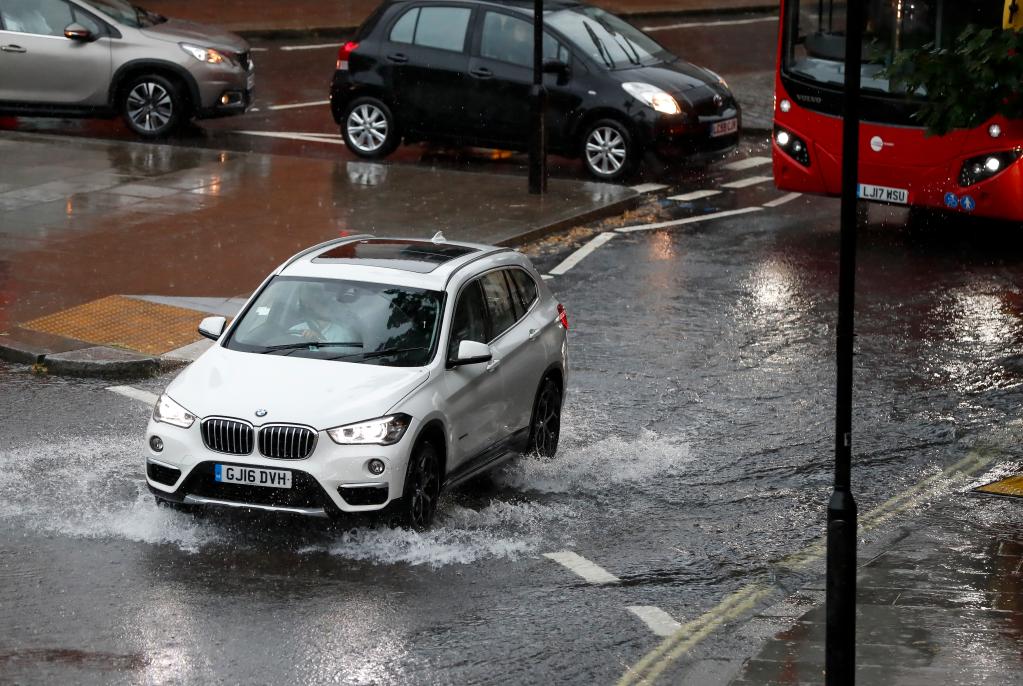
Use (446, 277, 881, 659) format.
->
(21, 295, 204, 356)
(974, 474, 1023, 498)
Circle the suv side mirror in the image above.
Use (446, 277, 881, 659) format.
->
(198, 316, 227, 341)
(64, 23, 95, 42)
(449, 340, 492, 367)
(542, 59, 570, 84)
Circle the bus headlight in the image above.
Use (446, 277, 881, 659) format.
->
(774, 125, 810, 167)
(959, 150, 1022, 187)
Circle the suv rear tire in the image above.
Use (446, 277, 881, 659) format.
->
(342, 96, 400, 158)
(120, 74, 186, 139)
(581, 118, 638, 182)
(527, 375, 562, 458)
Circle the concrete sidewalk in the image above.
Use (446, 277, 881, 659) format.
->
(142, 0, 777, 35)
(0, 132, 636, 376)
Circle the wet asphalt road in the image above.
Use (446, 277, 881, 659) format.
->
(3, 188, 1023, 684)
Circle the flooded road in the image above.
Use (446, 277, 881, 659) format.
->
(3, 190, 1023, 683)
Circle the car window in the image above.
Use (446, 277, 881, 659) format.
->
(480, 11, 569, 67)
(409, 6, 471, 52)
(479, 271, 517, 339)
(1, 0, 73, 36)
(388, 7, 418, 43)
(449, 280, 488, 359)
(508, 268, 539, 313)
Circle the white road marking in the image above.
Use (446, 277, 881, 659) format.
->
(667, 190, 722, 202)
(642, 16, 779, 32)
(279, 43, 340, 51)
(236, 130, 346, 146)
(549, 232, 617, 276)
(541, 274, 555, 280)
(543, 551, 621, 585)
(627, 607, 684, 637)
(630, 183, 669, 194)
(616, 206, 763, 233)
(107, 385, 159, 407)
(250, 47, 269, 52)
(266, 99, 331, 111)
(724, 156, 772, 171)
(721, 175, 775, 189)
(763, 192, 802, 208)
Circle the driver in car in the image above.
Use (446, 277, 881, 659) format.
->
(290, 284, 364, 344)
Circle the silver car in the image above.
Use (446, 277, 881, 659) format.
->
(0, 0, 253, 137)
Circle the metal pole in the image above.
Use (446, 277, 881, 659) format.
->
(826, 0, 863, 684)
(528, 0, 547, 194)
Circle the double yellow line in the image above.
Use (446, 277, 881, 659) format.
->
(618, 450, 994, 686)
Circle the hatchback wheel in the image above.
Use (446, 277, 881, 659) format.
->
(121, 74, 185, 138)
(342, 96, 400, 158)
(528, 376, 562, 458)
(398, 441, 441, 529)
(581, 119, 637, 182)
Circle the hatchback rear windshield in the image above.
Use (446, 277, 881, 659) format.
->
(226, 277, 443, 367)
(546, 6, 672, 69)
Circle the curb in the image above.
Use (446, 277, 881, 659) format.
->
(0, 340, 163, 379)
(499, 189, 643, 247)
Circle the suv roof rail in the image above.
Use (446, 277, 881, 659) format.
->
(279, 234, 375, 272)
(444, 246, 514, 287)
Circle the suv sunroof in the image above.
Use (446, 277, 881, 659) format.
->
(314, 239, 479, 273)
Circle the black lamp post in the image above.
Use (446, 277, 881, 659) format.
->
(826, 0, 864, 684)
(528, 0, 547, 194)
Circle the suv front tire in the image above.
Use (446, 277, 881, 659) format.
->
(120, 73, 187, 139)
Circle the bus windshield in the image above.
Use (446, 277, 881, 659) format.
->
(783, 1, 1002, 93)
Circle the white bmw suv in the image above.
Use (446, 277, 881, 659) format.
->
(145, 235, 568, 528)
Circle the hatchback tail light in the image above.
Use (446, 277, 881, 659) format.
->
(337, 41, 359, 70)
(557, 303, 569, 330)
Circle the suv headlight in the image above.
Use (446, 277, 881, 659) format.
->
(622, 82, 681, 115)
(326, 414, 412, 445)
(180, 42, 229, 65)
(153, 394, 196, 429)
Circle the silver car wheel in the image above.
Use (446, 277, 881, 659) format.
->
(585, 126, 627, 176)
(346, 103, 389, 153)
(126, 82, 174, 133)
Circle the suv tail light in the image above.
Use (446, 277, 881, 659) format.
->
(557, 303, 569, 330)
(337, 41, 359, 70)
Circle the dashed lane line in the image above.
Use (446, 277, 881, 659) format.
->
(666, 190, 721, 202)
(723, 156, 772, 171)
(616, 206, 762, 233)
(626, 607, 683, 638)
(266, 99, 331, 111)
(236, 130, 346, 146)
(642, 16, 779, 32)
(279, 43, 341, 51)
(548, 232, 617, 276)
(630, 183, 670, 194)
(107, 385, 158, 407)
(543, 551, 621, 585)
(618, 450, 996, 685)
(720, 175, 775, 190)
(763, 192, 802, 208)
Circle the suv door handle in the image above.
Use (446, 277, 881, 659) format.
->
(1, 45, 27, 53)
(386, 52, 408, 63)
(470, 67, 492, 79)
(528, 328, 541, 341)
(485, 359, 501, 372)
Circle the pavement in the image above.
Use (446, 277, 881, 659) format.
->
(142, 0, 778, 35)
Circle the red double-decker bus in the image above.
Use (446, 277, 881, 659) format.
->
(773, 1, 1023, 222)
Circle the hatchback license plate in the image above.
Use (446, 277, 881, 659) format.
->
(711, 118, 738, 137)
(857, 183, 908, 204)
(215, 464, 291, 489)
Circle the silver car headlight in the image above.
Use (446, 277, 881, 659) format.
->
(622, 82, 681, 115)
(180, 42, 230, 66)
(153, 394, 197, 429)
(326, 414, 411, 446)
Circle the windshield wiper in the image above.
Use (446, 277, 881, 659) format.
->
(582, 21, 615, 69)
(261, 341, 364, 354)
(328, 346, 429, 361)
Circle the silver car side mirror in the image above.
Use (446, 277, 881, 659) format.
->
(64, 23, 95, 42)
(449, 340, 492, 367)
(198, 316, 227, 341)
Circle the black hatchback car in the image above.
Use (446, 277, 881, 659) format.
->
(329, 0, 740, 181)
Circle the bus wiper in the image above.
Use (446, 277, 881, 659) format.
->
(262, 341, 364, 353)
(582, 21, 615, 69)
(328, 346, 429, 361)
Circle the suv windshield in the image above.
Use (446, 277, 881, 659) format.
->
(784, 0, 1002, 93)
(545, 6, 671, 69)
(226, 277, 443, 367)
(78, 0, 165, 27)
